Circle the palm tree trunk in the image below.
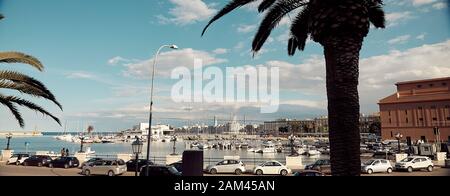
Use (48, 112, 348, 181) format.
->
(323, 36, 363, 176)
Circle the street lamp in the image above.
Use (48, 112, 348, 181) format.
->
(79, 135, 85, 153)
(5, 133, 12, 150)
(132, 136, 143, 176)
(395, 132, 403, 153)
(145, 44, 179, 176)
(171, 135, 177, 155)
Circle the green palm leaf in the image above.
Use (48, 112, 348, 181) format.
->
(252, 0, 308, 53)
(0, 94, 61, 127)
(0, 52, 44, 71)
(202, 0, 259, 36)
(0, 71, 63, 109)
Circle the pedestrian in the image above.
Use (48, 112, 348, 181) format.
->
(61, 148, 65, 157)
(66, 148, 70, 157)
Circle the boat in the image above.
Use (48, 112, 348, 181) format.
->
(101, 138, 115, 144)
(261, 141, 276, 153)
(305, 148, 321, 156)
(296, 148, 306, 155)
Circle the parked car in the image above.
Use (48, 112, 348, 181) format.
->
(395, 156, 434, 172)
(361, 159, 393, 174)
(293, 170, 326, 176)
(126, 159, 154, 172)
(82, 159, 127, 176)
(206, 159, 246, 175)
(305, 159, 331, 174)
(23, 155, 52, 167)
(80, 158, 103, 168)
(49, 157, 80, 169)
(168, 161, 183, 173)
(139, 165, 181, 176)
(253, 161, 291, 176)
(7, 154, 30, 165)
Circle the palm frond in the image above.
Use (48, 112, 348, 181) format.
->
(0, 94, 24, 127)
(368, 1, 386, 28)
(252, 0, 308, 52)
(202, 0, 258, 36)
(0, 71, 63, 109)
(0, 14, 4, 21)
(0, 52, 44, 71)
(2, 95, 61, 126)
(258, 0, 277, 12)
(288, 5, 311, 56)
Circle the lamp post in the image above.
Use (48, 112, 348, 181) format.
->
(145, 44, 179, 176)
(79, 135, 85, 153)
(5, 133, 12, 150)
(171, 135, 177, 155)
(132, 136, 143, 176)
(395, 133, 403, 153)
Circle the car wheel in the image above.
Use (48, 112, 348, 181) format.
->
(280, 169, 288, 176)
(107, 170, 115, 176)
(407, 167, 413, 173)
(64, 164, 69, 169)
(16, 161, 20, 166)
(256, 169, 263, 176)
(38, 162, 43, 167)
(49, 163, 54, 168)
(84, 170, 91, 176)
(387, 168, 393, 174)
(210, 168, 217, 175)
(367, 169, 373, 174)
(235, 169, 242, 175)
(427, 166, 433, 172)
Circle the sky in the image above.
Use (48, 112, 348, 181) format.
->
(0, 0, 449, 132)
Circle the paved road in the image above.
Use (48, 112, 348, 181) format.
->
(1, 162, 449, 176)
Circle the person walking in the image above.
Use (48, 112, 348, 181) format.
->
(61, 148, 66, 157)
(65, 148, 70, 157)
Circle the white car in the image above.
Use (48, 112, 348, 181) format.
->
(361, 159, 393, 174)
(253, 161, 291, 176)
(82, 159, 127, 176)
(7, 154, 30, 165)
(206, 159, 246, 175)
(395, 156, 434, 173)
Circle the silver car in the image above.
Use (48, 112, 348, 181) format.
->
(361, 159, 393, 174)
(82, 159, 127, 176)
(206, 159, 246, 175)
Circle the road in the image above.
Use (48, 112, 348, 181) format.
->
(1, 162, 449, 176)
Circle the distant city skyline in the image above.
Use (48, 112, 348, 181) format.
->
(0, 0, 449, 131)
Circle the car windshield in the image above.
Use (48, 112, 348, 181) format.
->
(168, 166, 178, 173)
(401, 158, 414, 162)
(364, 160, 375, 165)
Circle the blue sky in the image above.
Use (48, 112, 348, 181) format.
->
(0, 0, 449, 132)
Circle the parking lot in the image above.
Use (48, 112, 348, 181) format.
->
(1, 162, 449, 176)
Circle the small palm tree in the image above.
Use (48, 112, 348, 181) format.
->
(202, 0, 386, 176)
(0, 15, 62, 128)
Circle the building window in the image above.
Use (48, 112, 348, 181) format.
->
(419, 118, 424, 121)
(433, 118, 438, 121)
(405, 110, 408, 115)
(417, 85, 422, 88)
(388, 111, 391, 116)
(389, 119, 392, 124)
(447, 117, 450, 121)
(445, 105, 450, 109)
(431, 106, 436, 109)
(429, 84, 434, 87)
(406, 118, 409, 123)
(443, 82, 447, 86)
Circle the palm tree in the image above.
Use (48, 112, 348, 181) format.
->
(202, 0, 385, 176)
(0, 15, 62, 128)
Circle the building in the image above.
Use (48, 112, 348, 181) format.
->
(136, 123, 174, 138)
(378, 77, 450, 143)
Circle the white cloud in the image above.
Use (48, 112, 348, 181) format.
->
(212, 48, 228, 55)
(385, 11, 414, 27)
(412, 0, 437, 6)
(432, 2, 448, 9)
(123, 48, 227, 78)
(108, 56, 129, 65)
(416, 33, 426, 40)
(65, 71, 96, 79)
(157, 0, 216, 25)
(234, 41, 245, 50)
(237, 24, 257, 33)
(388, 35, 411, 44)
